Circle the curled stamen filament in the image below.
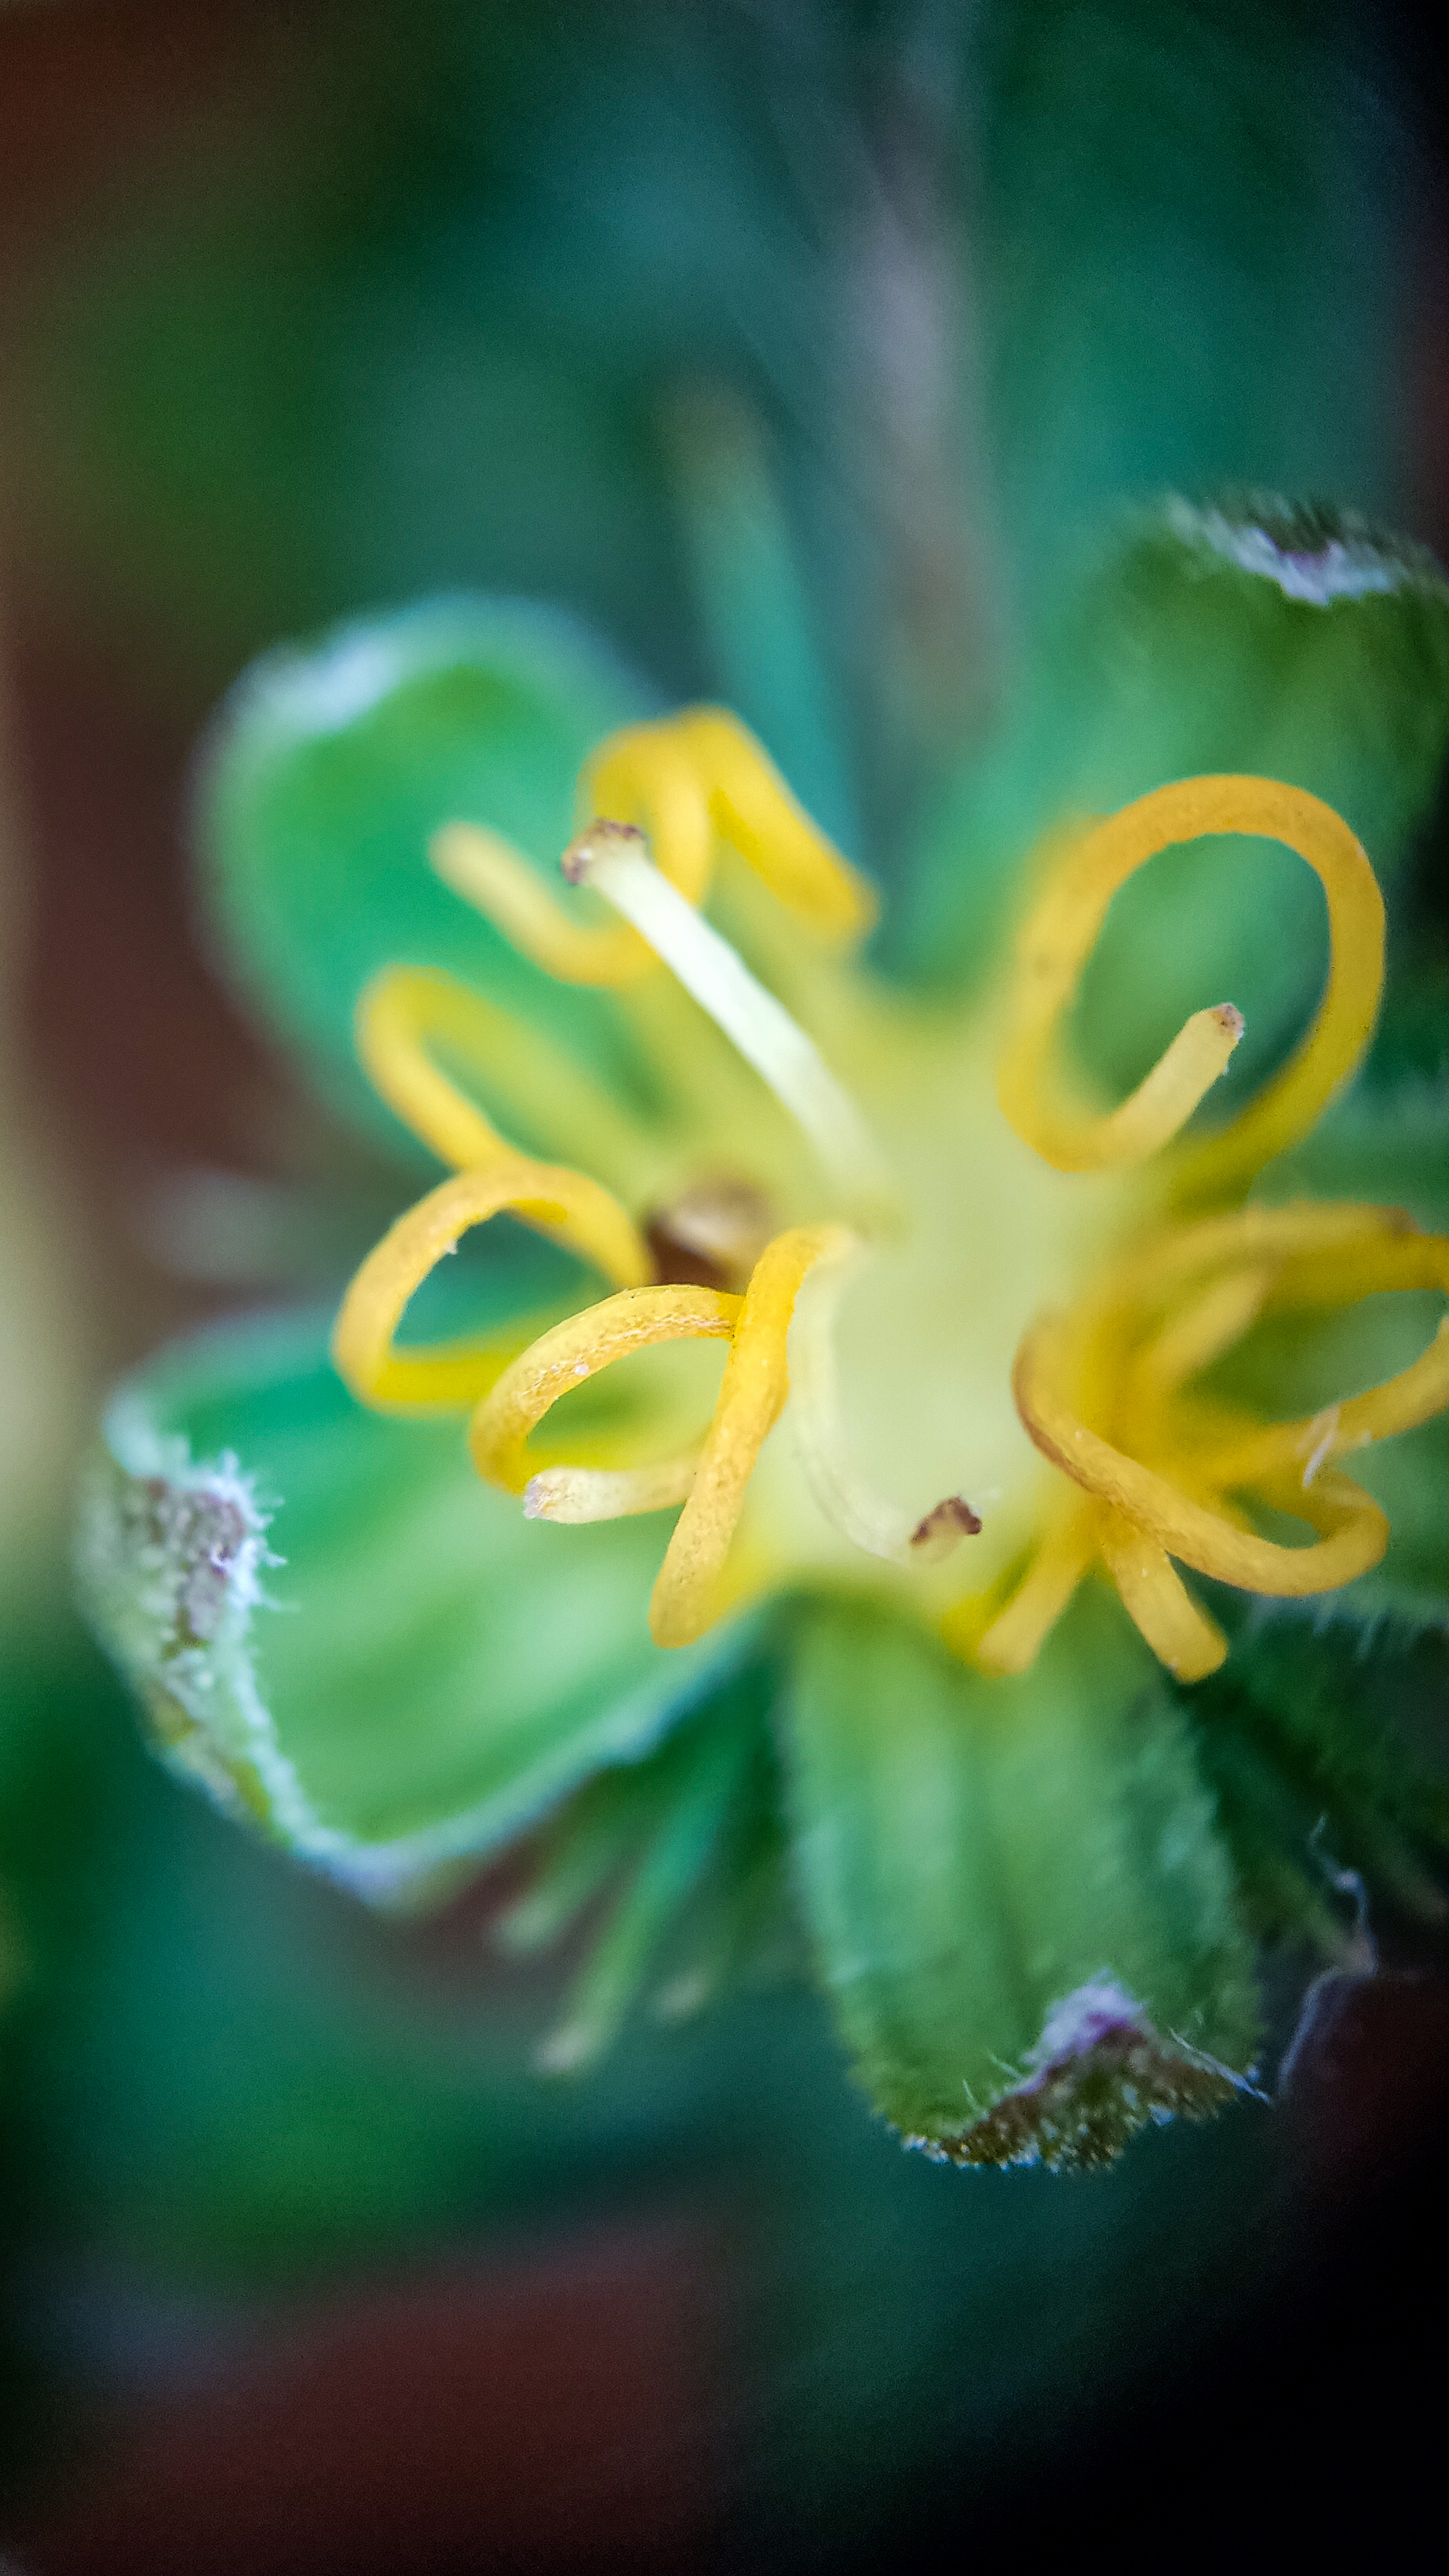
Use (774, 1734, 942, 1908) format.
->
(565, 830, 889, 1208)
(333, 1159, 651, 1414)
(432, 819, 653, 987)
(470, 1284, 740, 1497)
(1092, 1506, 1228, 1683)
(649, 1225, 841, 1645)
(1013, 1308, 1389, 1595)
(787, 1234, 980, 1567)
(356, 962, 656, 1188)
(429, 706, 874, 992)
(970, 1200, 1449, 1683)
(998, 777, 1384, 1185)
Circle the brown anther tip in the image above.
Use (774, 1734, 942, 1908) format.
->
(560, 818, 648, 882)
(1214, 1004, 1246, 1037)
(910, 1496, 983, 1548)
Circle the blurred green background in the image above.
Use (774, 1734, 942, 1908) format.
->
(2, 2, 1447, 2567)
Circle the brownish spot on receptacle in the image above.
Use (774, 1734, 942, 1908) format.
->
(647, 1177, 776, 1290)
(910, 1496, 982, 1549)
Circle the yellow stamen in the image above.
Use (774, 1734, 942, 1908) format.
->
(1126, 1264, 1275, 1405)
(650, 1225, 839, 1646)
(564, 828, 889, 1206)
(1093, 1505, 1228, 1681)
(431, 819, 652, 987)
(1013, 1308, 1388, 1594)
(583, 721, 716, 905)
(998, 777, 1384, 1187)
(333, 1161, 651, 1414)
(524, 1455, 700, 1524)
(469, 1284, 740, 1494)
(430, 707, 874, 994)
(1202, 1228, 1449, 1477)
(356, 962, 655, 1185)
(972, 1501, 1097, 1675)
(668, 708, 877, 940)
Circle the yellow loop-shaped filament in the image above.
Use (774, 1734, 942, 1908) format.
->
(970, 1199, 1449, 1684)
(469, 1283, 740, 1493)
(1012, 1309, 1389, 1596)
(1201, 1228, 1449, 1480)
(971, 1501, 1097, 1677)
(431, 820, 652, 987)
(1091, 1506, 1229, 1682)
(428, 706, 875, 992)
(356, 963, 654, 1185)
(650, 1224, 841, 1647)
(998, 777, 1384, 1186)
(667, 709, 877, 940)
(332, 1159, 651, 1414)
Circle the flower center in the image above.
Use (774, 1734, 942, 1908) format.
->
(332, 707, 1449, 1683)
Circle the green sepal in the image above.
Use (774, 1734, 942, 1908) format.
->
(902, 498, 1449, 1110)
(780, 1589, 1259, 2168)
(77, 1301, 764, 1909)
(495, 1663, 794, 2068)
(196, 594, 662, 1149)
(1184, 1613, 1449, 1947)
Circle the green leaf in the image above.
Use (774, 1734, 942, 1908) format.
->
(78, 1301, 765, 1909)
(902, 498, 1449, 1116)
(781, 1589, 1259, 2166)
(197, 594, 661, 1150)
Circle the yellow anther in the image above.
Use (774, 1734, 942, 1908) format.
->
(333, 1159, 651, 1414)
(356, 963, 655, 1185)
(430, 819, 651, 987)
(650, 1224, 842, 1647)
(469, 1283, 740, 1495)
(998, 777, 1384, 1187)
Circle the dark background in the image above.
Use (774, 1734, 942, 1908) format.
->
(1, 3, 1447, 2566)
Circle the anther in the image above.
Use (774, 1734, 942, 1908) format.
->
(560, 818, 648, 881)
(910, 1497, 983, 1557)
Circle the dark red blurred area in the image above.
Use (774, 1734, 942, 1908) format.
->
(13, 647, 259, 1171)
(0, 0, 316, 247)
(16, 2223, 715, 2576)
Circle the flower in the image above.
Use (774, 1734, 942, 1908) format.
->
(80, 501, 1449, 2166)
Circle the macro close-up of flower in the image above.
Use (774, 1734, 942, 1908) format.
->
(5, 3, 1449, 2567)
(80, 505, 1449, 2167)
